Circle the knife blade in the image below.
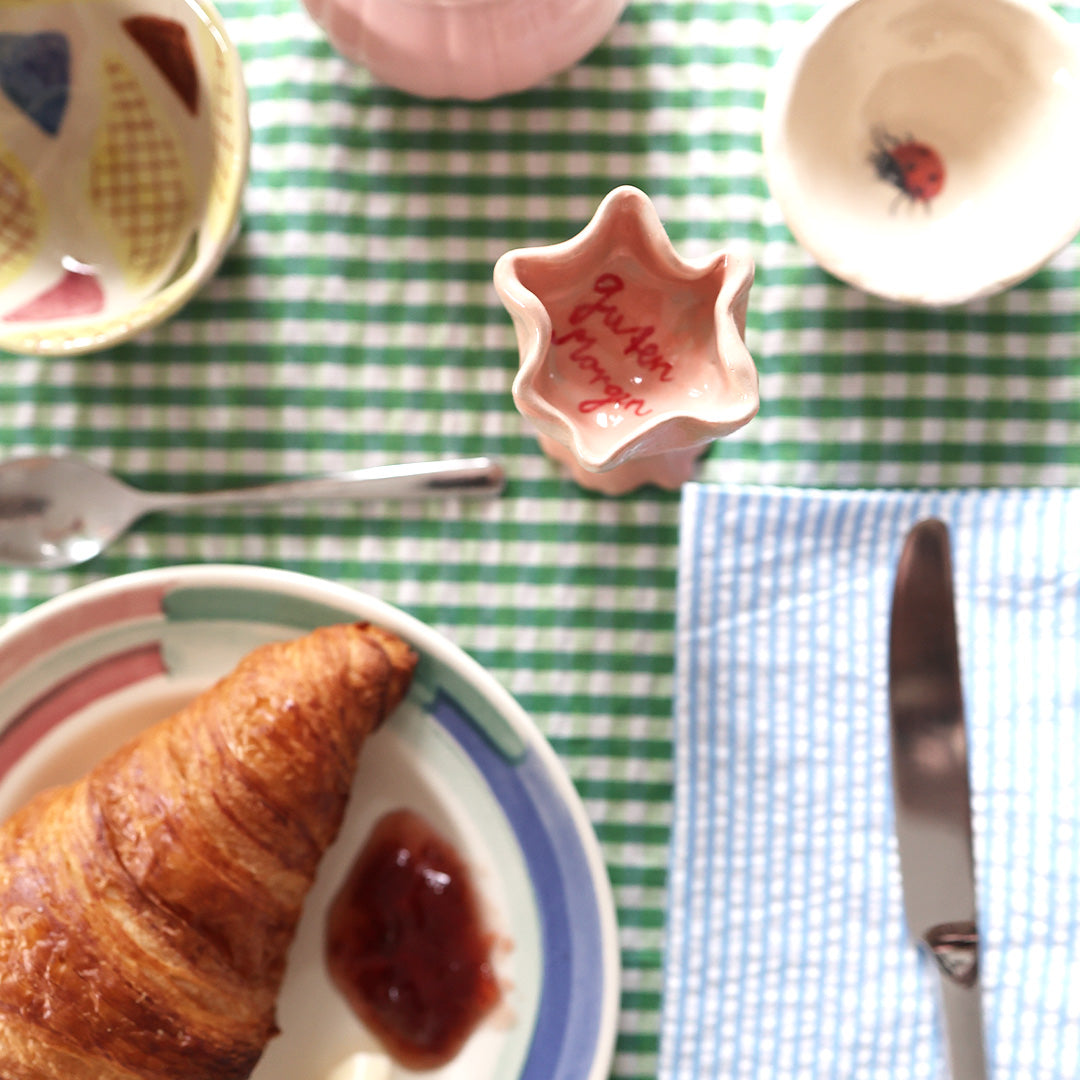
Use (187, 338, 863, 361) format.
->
(888, 518, 988, 1080)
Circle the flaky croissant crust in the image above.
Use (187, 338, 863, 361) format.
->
(0, 622, 416, 1080)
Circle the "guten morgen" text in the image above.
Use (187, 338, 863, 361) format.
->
(551, 273, 674, 416)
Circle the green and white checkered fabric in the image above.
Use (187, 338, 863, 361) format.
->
(1, 3, 1079, 1078)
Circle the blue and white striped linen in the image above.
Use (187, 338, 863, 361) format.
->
(661, 485, 1080, 1080)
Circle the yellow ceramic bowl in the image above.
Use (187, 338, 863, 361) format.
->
(0, 0, 249, 354)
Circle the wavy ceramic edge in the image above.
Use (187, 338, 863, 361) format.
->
(494, 185, 760, 493)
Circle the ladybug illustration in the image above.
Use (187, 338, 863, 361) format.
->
(870, 130, 945, 205)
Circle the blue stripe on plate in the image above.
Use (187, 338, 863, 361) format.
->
(430, 688, 607, 1080)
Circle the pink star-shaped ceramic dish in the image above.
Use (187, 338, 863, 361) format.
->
(493, 185, 760, 494)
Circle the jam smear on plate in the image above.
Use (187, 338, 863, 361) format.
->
(326, 808, 501, 1070)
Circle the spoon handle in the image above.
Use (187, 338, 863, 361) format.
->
(146, 457, 506, 513)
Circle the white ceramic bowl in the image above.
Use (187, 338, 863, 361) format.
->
(763, 0, 1080, 305)
(0, 565, 620, 1080)
(0, 0, 249, 354)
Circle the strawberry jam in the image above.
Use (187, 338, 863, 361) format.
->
(325, 808, 501, 1069)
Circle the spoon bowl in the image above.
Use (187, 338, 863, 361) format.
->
(0, 455, 506, 570)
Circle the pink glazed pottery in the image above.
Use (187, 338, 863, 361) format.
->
(494, 186, 760, 495)
(762, 0, 1080, 305)
(301, 0, 628, 100)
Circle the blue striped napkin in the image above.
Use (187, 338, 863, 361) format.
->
(661, 485, 1080, 1080)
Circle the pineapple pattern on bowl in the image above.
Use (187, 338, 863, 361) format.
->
(0, 0, 248, 355)
(494, 186, 760, 495)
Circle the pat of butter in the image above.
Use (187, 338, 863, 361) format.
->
(326, 1052, 393, 1080)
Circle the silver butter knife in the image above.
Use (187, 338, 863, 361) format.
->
(888, 519, 988, 1080)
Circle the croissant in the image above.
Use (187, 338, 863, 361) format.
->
(0, 621, 417, 1079)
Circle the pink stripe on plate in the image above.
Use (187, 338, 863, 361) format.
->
(0, 584, 167, 687)
(0, 643, 166, 783)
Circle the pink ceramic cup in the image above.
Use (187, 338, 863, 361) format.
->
(301, 0, 628, 100)
(494, 186, 760, 495)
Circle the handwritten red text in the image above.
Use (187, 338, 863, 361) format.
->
(551, 273, 674, 416)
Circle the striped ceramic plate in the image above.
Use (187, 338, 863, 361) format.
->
(0, 564, 620, 1080)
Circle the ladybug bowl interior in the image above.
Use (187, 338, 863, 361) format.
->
(0, 0, 249, 356)
(762, 0, 1080, 306)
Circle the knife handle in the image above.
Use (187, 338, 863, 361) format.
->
(938, 973, 988, 1080)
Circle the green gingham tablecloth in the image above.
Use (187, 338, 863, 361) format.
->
(3, 2, 1080, 1078)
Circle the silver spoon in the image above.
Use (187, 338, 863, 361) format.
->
(0, 454, 507, 570)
